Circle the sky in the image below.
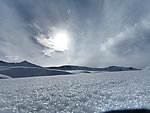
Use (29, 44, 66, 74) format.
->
(1, 0, 150, 68)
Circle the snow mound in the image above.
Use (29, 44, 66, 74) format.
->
(0, 70, 149, 112)
(0, 74, 11, 79)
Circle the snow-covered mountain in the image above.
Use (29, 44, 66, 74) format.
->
(48, 65, 140, 72)
(0, 66, 72, 78)
(0, 61, 71, 78)
(101, 66, 140, 72)
(0, 61, 141, 78)
(0, 60, 41, 67)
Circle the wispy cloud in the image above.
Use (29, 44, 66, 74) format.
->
(36, 34, 54, 56)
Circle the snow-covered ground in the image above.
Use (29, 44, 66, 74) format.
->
(0, 74, 12, 79)
(0, 70, 150, 113)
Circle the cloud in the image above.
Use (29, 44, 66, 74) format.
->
(5, 56, 20, 62)
(36, 34, 54, 56)
(1, 0, 150, 68)
(0, 0, 42, 63)
(99, 14, 150, 67)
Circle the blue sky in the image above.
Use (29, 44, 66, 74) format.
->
(1, 0, 150, 68)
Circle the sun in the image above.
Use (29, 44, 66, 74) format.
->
(51, 31, 69, 51)
(36, 30, 71, 56)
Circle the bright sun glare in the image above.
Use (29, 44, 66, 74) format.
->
(51, 31, 69, 51)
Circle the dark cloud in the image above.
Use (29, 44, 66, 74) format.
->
(0, 0, 150, 68)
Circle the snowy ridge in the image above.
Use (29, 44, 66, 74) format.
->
(0, 60, 41, 67)
(0, 61, 140, 78)
(0, 70, 149, 112)
(48, 65, 140, 72)
(0, 61, 72, 78)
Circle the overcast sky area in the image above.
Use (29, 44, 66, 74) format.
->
(1, 0, 150, 68)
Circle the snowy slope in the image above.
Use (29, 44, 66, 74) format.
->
(0, 74, 11, 79)
(0, 61, 141, 78)
(0, 70, 149, 113)
(0, 66, 72, 78)
(0, 61, 72, 78)
(0, 61, 41, 67)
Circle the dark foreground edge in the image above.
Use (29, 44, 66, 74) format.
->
(104, 109, 150, 113)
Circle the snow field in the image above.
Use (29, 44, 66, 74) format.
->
(0, 70, 150, 113)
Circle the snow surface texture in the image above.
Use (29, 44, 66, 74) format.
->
(0, 70, 150, 113)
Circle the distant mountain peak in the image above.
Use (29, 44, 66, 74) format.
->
(48, 65, 140, 72)
(21, 60, 28, 63)
(20, 60, 31, 64)
(0, 60, 41, 67)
